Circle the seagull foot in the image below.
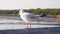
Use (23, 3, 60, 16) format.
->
(25, 28, 31, 30)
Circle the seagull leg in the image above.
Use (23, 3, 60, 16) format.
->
(30, 22, 31, 29)
(26, 23, 28, 29)
(26, 22, 31, 29)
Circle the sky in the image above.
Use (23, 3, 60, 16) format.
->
(0, 0, 60, 9)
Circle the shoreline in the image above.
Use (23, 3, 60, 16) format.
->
(44, 15, 60, 18)
(0, 15, 60, 18)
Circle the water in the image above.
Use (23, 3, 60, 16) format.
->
(0, 16, 60, 30)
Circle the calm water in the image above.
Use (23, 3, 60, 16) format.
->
(0, 16, 60, 30)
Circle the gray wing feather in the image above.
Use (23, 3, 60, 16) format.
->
(27, 13, 37, 19)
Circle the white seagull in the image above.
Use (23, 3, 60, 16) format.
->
(19, 9, 44, 29)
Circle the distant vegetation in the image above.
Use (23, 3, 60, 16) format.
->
(25, 8, 60, 15)
(0, 8, 60, 16)
(0, 10, 19, 16)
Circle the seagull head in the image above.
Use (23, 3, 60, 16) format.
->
(19, 9, 25, 15)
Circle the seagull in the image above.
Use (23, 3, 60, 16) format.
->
(19, 9, 44, 29)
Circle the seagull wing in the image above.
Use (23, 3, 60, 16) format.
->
(27, 13, 38, 19)
(26, 13, 45, 22)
